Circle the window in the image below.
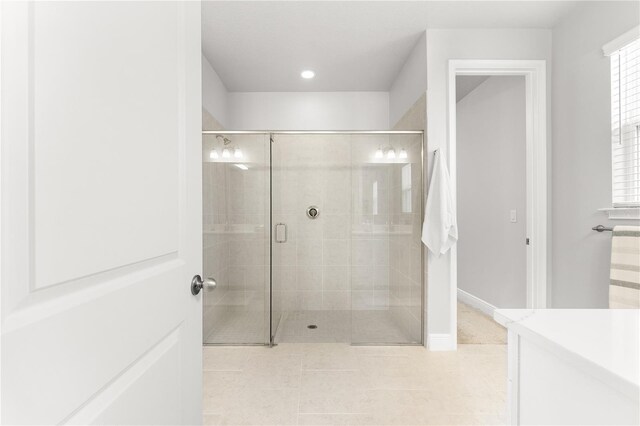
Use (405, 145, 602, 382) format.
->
(609, 36, 640, 207)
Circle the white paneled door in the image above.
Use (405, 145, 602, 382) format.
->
(1, 2, 203, 424)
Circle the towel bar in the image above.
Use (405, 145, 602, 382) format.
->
(592, 225, 614, 232)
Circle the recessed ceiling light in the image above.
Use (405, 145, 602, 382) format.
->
(301, 70, 315, 79)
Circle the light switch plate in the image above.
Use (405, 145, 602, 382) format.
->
(510, 209, 517, 223)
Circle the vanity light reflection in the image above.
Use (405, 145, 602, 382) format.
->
(372, 146, 410, 161)
(387, 148, 396, 159)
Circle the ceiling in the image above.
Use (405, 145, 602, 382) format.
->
(202, 1, 580, 92)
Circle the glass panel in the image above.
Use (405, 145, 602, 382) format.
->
(203, 132, 422, 346)
(350, 133, 423, 344)
(271, 134, 352, 343)
(202, 133, 270, 344)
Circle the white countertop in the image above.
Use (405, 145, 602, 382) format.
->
(494, 309, 640, 398)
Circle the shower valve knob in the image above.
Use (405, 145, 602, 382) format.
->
(191, 274, 217, 295)
(306, 206, 320, 219)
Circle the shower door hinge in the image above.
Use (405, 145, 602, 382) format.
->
(526, 238, 530, 245)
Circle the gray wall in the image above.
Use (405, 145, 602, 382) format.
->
(457, 76, 527, 308)
(552, 1, 640, 308)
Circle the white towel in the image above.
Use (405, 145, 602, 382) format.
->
(422, 149, 458, 256)
(609, 225, 640, 308)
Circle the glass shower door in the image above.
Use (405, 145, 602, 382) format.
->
(350, 133, 423, 344)
(270, 134, 353, 343)
(202, 133, 271, 344)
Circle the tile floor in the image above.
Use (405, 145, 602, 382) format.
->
(203, 343, 507, 425)
(457, 302, 507, 345)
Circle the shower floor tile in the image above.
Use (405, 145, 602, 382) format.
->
(204, 305, 266, 344)
(275, 310, 351, 343)
(274, 310, 418, 344)
(202, 343, 507, 425)
(203, 307, 417, 345)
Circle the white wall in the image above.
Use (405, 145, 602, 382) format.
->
(425, 28, 552, 348)
(552, 2, 640, 308)
(202, 54, 228, 127)
(203, 56, 389, 131)
(227, 92, 389, 130)
(389, 32, 427, 127)
(457, 76, 527, 309)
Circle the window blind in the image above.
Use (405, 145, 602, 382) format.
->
(611, 37, 640, 207)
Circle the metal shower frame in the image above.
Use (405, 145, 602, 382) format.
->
(202, 130, 425, 347)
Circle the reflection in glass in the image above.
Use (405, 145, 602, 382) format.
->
(202, 133, 270, 345)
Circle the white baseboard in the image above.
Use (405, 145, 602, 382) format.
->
(457, 288, 497, 317)
(427, 333, 456, 351)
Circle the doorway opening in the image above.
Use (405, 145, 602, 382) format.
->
(448, 60, 548, 346)
(456, 75, 525, 344)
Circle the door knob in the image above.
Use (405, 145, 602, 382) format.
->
(191, 274, 217, 295)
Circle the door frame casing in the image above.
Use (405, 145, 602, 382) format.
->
(447, 59, 548, 343)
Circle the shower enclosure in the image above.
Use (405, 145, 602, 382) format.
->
(202, 131, 424, 346)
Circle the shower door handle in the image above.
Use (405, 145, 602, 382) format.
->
(275, 223, 287, 243)
(191, 275, 217, 295)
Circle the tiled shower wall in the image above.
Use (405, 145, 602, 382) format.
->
(202, 110, 230, 342)
(387, 136, 423, 341)
(272, 133, 423, 343)
(272, 135, 357, 312)
(350, 137, 394, 314)
(390, 94, 427, 342)
(203, 115, 270, 343)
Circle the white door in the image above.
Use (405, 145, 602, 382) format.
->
(1, 2, 203, 424)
